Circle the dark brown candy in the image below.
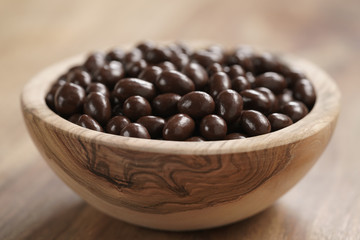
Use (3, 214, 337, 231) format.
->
(84, 52, 105, 74)
(123, 48, 143, 65)
(136, 40, 155, 54)
(46, 80, 66, 110)
(122, 95, 152, 121)
(216, 89, 243, 123)
(145, 46, 171, 64)
(170, 53, 189, 70)
(251, 52, 279, 74)
(225, 133, 247, 140)
(120, 123, 151, 139)
(232, 76, 251, 92)
(106, 48, 124, 62)
(138, 66, 162, 84)
(83, 92, 112, 124)
(255, 72, 287, 94)
(125, 59, 147, 78)
(77, 114, 103, 132)
(225, 65, 245, 79)
(137, 116, 165, 139)
(86, 82, 110, 98)
(182, 62, 209, 89)
(207, 63, 223, 76)
(267, 113, 293, 131)
(200, 114, 227, 140)
(186, 136, 205, 142)
(152, 93, 181, 117)
(156, 70, 195, 95)
(209, 72, 231, 98)
(281, 101, 309, 122)
(277, 89, 294, 108)
(67, 69, 91, 88)
(95, 61, 124, 89)
(293, 78, 316, 108)
(113, 78, 156, 103)
(106, 116, 131, 135)
(163, 114, 195, 141)
(54, 82, 85, 116)
(239, 110, 271, 136)
(255, 87, 278, 113)
(68, 114, 82, 124)
(157, 61, 177, 71)
(245, 72, 256, 87)
(192, 50, 223, 68)
(280, 65, 306, 87)
(178, 91, 215, 119)
(241, 89, 272, 114)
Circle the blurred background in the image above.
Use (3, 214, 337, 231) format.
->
(1, 0, 360, 239)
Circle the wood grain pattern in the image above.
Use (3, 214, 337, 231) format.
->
(1, 0, 359, 238)
(20, 48, 340, 230)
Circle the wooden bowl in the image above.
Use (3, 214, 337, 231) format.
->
(21, 45, 340, 231)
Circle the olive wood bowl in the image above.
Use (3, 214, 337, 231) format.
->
(21, 44, 340, 231)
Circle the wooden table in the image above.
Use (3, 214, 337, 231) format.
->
(1, 0, 359, 239)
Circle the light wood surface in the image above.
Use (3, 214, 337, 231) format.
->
(1, 0, 359, 238)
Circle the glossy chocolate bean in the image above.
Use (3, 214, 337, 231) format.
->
(255, 87, 277, 113)
(46, 81, 66, 110)
(125, 59, 147, 78)
(122, 95, 152, 121)
(241, 89, 272, 114)
(67, 69, 91, 88)
(156, 70, 195, 95)
(251, 52, 279, 74)
(157, 61, 177, 71)
(123, 48, 142, 65)
(54, 82, 85, 116)
(137, 116, 165, 139)
(106, 116, 131, 135)
(240, 110, 271, 136)
(281, 66, 306, 87)
(209, 72, 231, 98)
(207, 63, 223, 76)
(77, 114, 103, 132)
(267, 113, 293, 131)
(192, 50, 223, 68)
(182, 62, 209, 89)
(68, 114, 82, 124)
(170, 53, 189, 70)
(113, 78, 156, 102)
(232, 76, 251, 92)
(111, 104, 123, 116)
(120, 123, 151, 139)
(186, 136, 205, 142)
(293, 78, 316, 108)
(178, 91, 215, 119)
(245, 72, 256, 87)
(138, 66, 162, 84)
(163, 114, 195, 141)
(277, 89, 294, 108)
(84, 52, 105, 74)
(83, 92, 112, 124)
(226, 65, 245, 79)
(225, 133, 247, 140)
(200, 114, 227, 140)
(281, 101, 309, 122)
(145, 46, 171, 64)
(136, 40, 155, 54)
(95, 61, 124, 89)
(106, 48, 125, 62)
(86, 82, 110, 98)
(152, 93, 181, 117)
(255, 72, 287, 94)
(216, 89, 243, 123)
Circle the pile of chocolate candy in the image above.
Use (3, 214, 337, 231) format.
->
(46, 41, 316, 141)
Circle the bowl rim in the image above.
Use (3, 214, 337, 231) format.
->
(21, 43, 341, 155)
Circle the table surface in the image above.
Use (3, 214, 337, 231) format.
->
(1, 0, 359, 239)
